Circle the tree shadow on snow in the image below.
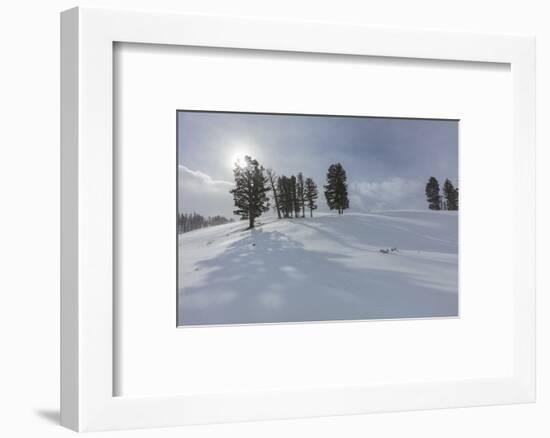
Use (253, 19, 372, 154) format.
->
(178, 225, 458, 326)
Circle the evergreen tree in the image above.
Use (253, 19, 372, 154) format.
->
(280, 175, 293, 218)
(455, 188, 459, 210)
(266, 168, 282, 219)
(324, 163, 349, 214)
(230, 156, 271, 228)
(290, 175, 299, 218)
(443, 178, 459, 211)
(297, 172, 305, 218)
(425, 177, 441, 210)
(304, 177, 319, 217)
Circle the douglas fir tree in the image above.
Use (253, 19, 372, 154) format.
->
(304, 177, 319, 217)
(324, 163, 349, 214)
(443, 178, 459, 211)
(425, 176, 441, 210)
(230, 156, 271, 228)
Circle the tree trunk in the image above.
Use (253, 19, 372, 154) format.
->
(247, 174, 255, 228)
(269, 175, 281, 219)
(310, 208, 313, 218)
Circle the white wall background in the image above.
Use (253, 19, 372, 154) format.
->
(0, 1, 547, 437)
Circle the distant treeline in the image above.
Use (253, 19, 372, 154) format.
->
(178, 212, 234, 234)
(425, 177, 459, 210)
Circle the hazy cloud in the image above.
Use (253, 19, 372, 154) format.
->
(350, 178, 425, 211)
(178, 165, 234, 217)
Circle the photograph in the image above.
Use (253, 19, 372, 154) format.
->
(177, 110, 459, 326)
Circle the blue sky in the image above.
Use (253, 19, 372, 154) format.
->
(178, 111, 458, 218)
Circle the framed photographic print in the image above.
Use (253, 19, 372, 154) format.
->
(176, 110, 459, 326)
(61, 7, 535, 432)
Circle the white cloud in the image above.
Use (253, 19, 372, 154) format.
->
(178, 165, 232, 193)
(178, 165, 235, 217)
(350, 177, 424, 211)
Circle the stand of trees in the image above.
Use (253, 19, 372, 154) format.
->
(178, 212, 234, 234)
(276, 175, 296, 218)
(425, 176, 459, 210)
(184, 160, 457, 234)
(275, 173, 310, 218)
(324, 163, 349, 214)
(229, 155, 332, 227)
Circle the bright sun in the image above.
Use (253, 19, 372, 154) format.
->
(229, 148, 249, 168)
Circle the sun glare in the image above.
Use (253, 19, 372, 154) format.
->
(229, 147, 249, 168)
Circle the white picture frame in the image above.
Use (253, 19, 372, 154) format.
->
(60, 7, 535, 432)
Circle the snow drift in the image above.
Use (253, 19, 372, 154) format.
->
(178, 211, 458, 325)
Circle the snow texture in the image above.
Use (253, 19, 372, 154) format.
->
(178, 211, 458, 325)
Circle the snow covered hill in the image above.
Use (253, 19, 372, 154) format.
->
(178, 211, 458, 325)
